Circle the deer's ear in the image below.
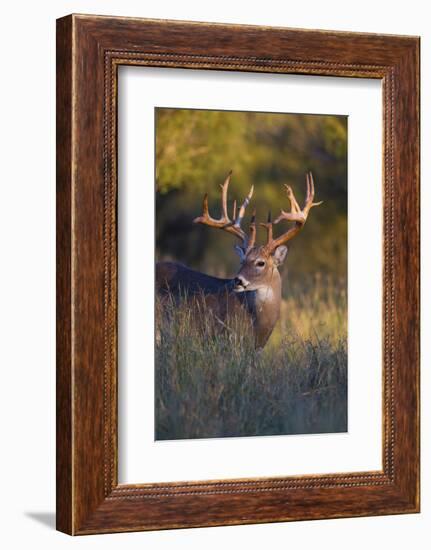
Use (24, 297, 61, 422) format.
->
(234, 245, 246, 262)
(272, 245, 288, 266)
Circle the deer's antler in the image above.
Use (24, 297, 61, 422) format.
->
(193, 171, 256, 252)
(262, 172, 322, 254)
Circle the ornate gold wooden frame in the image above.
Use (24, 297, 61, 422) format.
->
(56, 14, 420, 534)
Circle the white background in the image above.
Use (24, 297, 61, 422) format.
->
(118, 68, 382, 483)
(0, 1, 428, 548)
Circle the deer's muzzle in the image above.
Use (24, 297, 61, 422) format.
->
(233, 276, 250, 292)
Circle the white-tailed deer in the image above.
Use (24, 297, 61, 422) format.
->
(156, 171, 322, 349)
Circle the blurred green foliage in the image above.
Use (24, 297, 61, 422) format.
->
(156, 108, 347, 287)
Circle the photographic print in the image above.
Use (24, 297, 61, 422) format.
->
(155, 107, 347, 441)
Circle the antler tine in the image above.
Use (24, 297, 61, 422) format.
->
(233, 185, 254, 229)
(260, 210, 273, 245)
(308, 171, 323, 210)
(232, 199, 237, 221)
(246, 208, 257, 252)
(303, 172, 324, 214)
(220, 170, 232, 221)
(202, 193, 209, 217)
(263, 172, 322, 254)
(305, 171, 311, 204)
(286, 183, 301, 213)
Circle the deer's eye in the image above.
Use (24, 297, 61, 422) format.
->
(256, 260, 265, 267)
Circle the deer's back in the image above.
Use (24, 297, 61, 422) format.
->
(156, 261, 233, 295)
(156, 261, 248, 319)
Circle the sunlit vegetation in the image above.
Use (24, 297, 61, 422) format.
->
(155, 276, 347, 440)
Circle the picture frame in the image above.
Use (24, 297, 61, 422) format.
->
(56, 14, 420, 535)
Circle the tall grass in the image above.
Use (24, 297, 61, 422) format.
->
(155, 275, 347, 440)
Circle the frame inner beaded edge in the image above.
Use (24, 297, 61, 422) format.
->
(102, 51, 395, 498)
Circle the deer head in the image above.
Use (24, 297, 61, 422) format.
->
(194, 171, 322, 290)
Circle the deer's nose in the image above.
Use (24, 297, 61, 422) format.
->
(234, 276, 249, 289)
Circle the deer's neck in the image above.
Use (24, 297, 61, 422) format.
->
(248, 268, 282, 349)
